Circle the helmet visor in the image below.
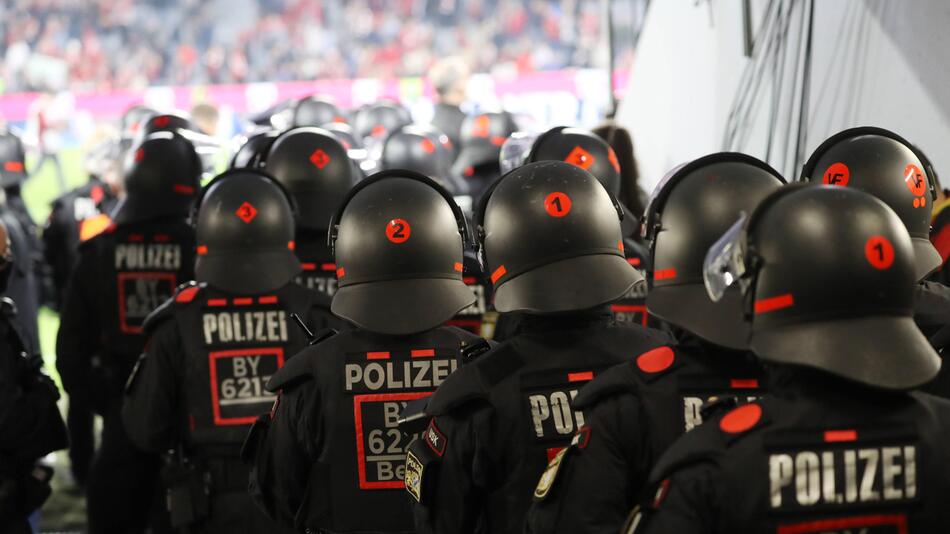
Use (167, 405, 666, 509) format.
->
(499, 132, 539, 174)
(703, 214, 749, 302)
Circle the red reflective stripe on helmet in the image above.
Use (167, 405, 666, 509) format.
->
(233, 298, 253, 306)
(258, 296, 278, 305)
(336, 267, 345, 278)
(367, 351, 390, 360)
(206, 298, 228, 307)
(824, 429, 858, 443)
(653, 268, 677, 280)
(411, 349, 435, 358)
(463, 276, 477, 285)
(197, 245, 208, 255)
(730, 379, 759, 389)
(173, 184, 195, 194)
(287, 241, 295, 250)
(4, 161, 24, 172)
(301, 263, 317, 271)
(567, 371, 593, 382)
(454, 262, 463, 272)
(618, 240, 624, 252)
(627, 257, 641, 266)
(490, 265, 507, 284)
(321, 263, 336, 271)
(754, 293, 794, 314)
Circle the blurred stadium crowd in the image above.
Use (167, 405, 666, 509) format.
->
(0, 0, 638, 92)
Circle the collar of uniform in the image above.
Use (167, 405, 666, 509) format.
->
(517, 306, 613, 333)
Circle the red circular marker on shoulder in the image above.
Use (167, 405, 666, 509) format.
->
(719, 403, 762, 434)
(823, 162, 850, 186)
(864, 235, 895, 270)
(636, 346, 675, 373)
(544, 192, 572, 218)
(386, 218, 411, 243)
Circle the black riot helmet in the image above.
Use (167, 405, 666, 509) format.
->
(293, 96, 346, 127)
(119, 105, 157, 140)
(801, 126, 940, 280)
(354, 101, 412, 143)
(452, 111, 517, 177)
(643, 153, 785, 349)
(112, 131, 202, 225)
(262, 127, 356, 231)
(476, 160, 639, 313)
(328, 170, 474, 335)
(193, 169, 300, 294)
(520, 126, 636, 235)
(0, 130, 27, 188)
(230, 130, 279, 169)
(132, 112, 197, 147)
(704, 184, 938, 389)
(381, 125, 458, 190)
(322, 121, 362, 150)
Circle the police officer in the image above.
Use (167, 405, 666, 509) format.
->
(57, 131, 201, 533)
(42, 128, 120, 488)
(122, 169, 335, 533)
(800, 127, 950, 342)
(407, 161, 666, 534)
(245, 170, 480, 532)
(451, 112, 517, 200)
(262, 127, 357, 299)
(524, 153, 786, 534)
(495, 126, 655, 337)
(628, 184, 950, 533)
(0, 129, 43, 346)
(0, 219, 68, 534)
(428, 57, 470, 158)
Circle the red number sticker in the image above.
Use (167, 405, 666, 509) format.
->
(905, 164, 926, 196)
(823, 162, 850, 186)
(386, 219, 411, 243)
(865, 235, 895, 270)
(544, 192, 572, 218)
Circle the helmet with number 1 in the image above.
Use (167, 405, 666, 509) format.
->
(193, 170, 300, 294)
(801, 126, 940, 280)
(704, 185, 938, 389)
(642, 153, 785, 349)
(476, 161, 639, 313)
(329, 170, 474, 335)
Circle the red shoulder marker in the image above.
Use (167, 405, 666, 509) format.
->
(176, 286, 201, 303)
(636, 346, 675, 373)
(719, 403, 762, 434)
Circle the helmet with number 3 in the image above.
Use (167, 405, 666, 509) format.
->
(703, 185, 938, 389)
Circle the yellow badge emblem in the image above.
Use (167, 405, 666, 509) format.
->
(533, 447, 568, 500)
(405, 449, 425, 503)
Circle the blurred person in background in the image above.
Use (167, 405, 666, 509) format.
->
(428, 57, 470, 159)
(57, 131, 202, 533)
(0, 220, 68, 534)
(190, 103, 221, 137)
(27, 92, 68, 193)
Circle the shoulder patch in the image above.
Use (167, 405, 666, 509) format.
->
(79, 213, 113, 242)
(423, 419, 447, 457)
(405, 445, 428, 503)
(636, 346, 675, 374)
(718, 402, 762, 434)
(175, 283, 201, 303)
